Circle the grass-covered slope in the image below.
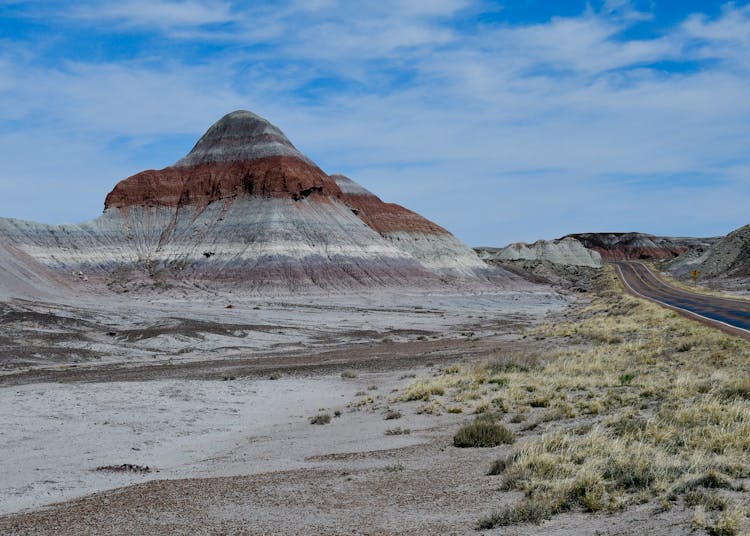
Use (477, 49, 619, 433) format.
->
(397, 267, 750, 533)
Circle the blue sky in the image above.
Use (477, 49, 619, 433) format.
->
(1, 0, 749, 246)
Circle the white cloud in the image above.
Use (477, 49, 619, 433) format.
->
(680, 4, 750, 71)
(70, 0, 234, 28)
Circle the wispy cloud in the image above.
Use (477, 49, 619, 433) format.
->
(680, 4, 750, 70)
(69, 0, 235, 29)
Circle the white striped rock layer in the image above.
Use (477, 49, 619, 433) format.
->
(478, 237, 603, 268)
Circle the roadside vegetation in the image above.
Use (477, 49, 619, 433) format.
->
(395, 268, 750, 533)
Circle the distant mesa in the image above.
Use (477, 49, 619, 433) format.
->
(565, 233, 690, 261)
(476, 233, 721, 273)
(0, 110, 513, 297)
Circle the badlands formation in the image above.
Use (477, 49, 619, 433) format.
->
(565, 232, 691, 260)
(4, 112, 750, 535)
(477, 237, 603, 268)
(0, 112, 566, 531)
(663, 224, 750, 293)
(668, 224, 750, 279)
(0, 110, 504, 299)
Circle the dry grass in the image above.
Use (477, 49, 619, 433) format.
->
(396, 381, 445, 401)
(397, 267, 750, 529)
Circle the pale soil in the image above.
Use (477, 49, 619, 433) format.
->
(0, 291, 556, 377)
(0, 437, 693, 535)
(0, 289, 699, 535)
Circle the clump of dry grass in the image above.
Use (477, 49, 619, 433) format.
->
(396, 381, 446, 401)
(709, 507, 746, 536)
(383, 408, 402, 420)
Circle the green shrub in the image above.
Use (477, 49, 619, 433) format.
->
(309, 413, 331, 425)
(476, 499, 551, 529)
(618, 373, 635, 385)
(488, 376, 509, 386)
(385, 427, 411, 435)
(453, 417, 514, 448)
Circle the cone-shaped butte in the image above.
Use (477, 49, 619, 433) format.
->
(0, 110, 511, 295)
(105, 111, 341, 209)
(175, 110, 312, 167)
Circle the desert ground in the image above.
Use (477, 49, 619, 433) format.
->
(2, 270, 749, 535)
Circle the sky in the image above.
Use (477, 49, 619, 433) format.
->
(0, 0, 749, 247)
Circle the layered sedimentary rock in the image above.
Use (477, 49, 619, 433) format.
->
(673, 224, 750, 278)
(106, 112, 337, 209)
(0, 236, 73, 300)
(477, 237, 602, 268)
(0, 111, 506, 295)
(566, 233, 688, 261)
(330, 175, 489, 277)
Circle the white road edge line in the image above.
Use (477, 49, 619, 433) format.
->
(616, 264, 750, 337)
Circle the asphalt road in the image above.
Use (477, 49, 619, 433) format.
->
(615, 261, 750, 340)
